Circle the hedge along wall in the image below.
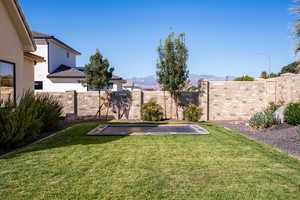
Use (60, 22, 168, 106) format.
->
(198, 73, 300, 121)
(38, 73, 300, 121)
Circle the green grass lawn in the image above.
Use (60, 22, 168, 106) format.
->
(1, 122, 300, 200)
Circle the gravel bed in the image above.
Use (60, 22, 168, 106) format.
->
(213, 121, 300, 159)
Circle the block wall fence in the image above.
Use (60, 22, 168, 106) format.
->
(38, 73, 300, 121)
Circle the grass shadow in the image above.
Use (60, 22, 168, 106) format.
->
(1, 122, 126, 159)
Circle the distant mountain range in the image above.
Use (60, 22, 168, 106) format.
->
(127, 74, 235, 89)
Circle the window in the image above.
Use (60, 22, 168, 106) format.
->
(0, 60, 15, 103)
(34, 81, 43, 90)
(66, 52, 70, 58)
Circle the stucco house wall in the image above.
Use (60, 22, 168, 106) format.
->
(48, 41, 76, 73)
(22, 57, 35, 92)
(47, 78, 87, 92)
(33, 39, 85, 92)
(33, 39, 48, 82)
(0, 1, 24, 99)
(0, 0, 42, 99)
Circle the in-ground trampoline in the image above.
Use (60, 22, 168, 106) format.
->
(86, 124, 209, 136)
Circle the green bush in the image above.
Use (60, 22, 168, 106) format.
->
(248, 111, 277, 129)
(0, 91, 62, 149)
(0, 92, 42, 148)
(141, 99, 163, 121)
(266, 101, 282, 113)
(284, 103, 300, 125)
(183, 104, 203, 122)
(36, 93, 63, 132)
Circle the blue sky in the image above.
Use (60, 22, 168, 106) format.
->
(20, 0, 297, 78)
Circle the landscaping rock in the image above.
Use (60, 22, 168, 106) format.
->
(275, 105, 288, 124)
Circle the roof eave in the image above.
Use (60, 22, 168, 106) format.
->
(47, 76, 85, 79)
(24, 52, 45, 63)
(4, 0, 36, 52)
(51, 38, 81, 55)
(33, 35, 81, 55)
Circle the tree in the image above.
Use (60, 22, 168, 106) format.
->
(279, 61, 298, 74)
(156, 32, 189, 119)
(260, 71, 278, 79)
(260, 71, 268, 79)
(293, 1, 300, 71)
(294, 1, 300, 53)
(81, 49, 114, 119)
(234, 75, 254, 81)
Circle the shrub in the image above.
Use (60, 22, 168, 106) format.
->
(234, 75, 254, 81)
(183, 104, 203, 122)
(248, 111, 277, 129)
(284, 103, 300, 125)
(36, 93, 63, 132)
(0, 91, 62, 149)
(0, 92, 42, 148)
(266, 101, 283, 113)
(141, 99, 163, 121)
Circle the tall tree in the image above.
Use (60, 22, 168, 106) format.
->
(156, 32, 189, 119)
(81, 49, 114, 119)
(293, 0, 300, 72)
(279, 61, 298, 74)
(260, 71, 268, 79)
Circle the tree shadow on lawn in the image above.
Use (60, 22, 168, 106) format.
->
(1, 123, 126, 159)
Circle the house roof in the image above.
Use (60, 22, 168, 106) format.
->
(32, 31, 81, 55)
(3, 0, 36, 52)
(47, 65, 125, 82)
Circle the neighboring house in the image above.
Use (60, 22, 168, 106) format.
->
(32, 32, 125, 92)
(122, 80, 142, 91)
(0, 0, 44, 103)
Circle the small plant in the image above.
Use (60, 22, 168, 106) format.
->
(284, 103, 300, 125)
(183, 104, 203, 122)
(248, 110, 277, 130)
(141, 99, 163, 121)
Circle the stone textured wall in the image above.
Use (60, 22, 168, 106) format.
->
(38, 73, 300, 121)
(206, 81, 267, 120)
(199, 73, 300, 121)
(39, 90, 199, 120)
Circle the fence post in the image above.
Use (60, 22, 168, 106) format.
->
(198, 80, 209, 121)
(65, 90, 77, 120)
(128, 90, 143, 120)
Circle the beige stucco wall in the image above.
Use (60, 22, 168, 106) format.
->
(22, 57, 35, 92)
(0, 1, 34, 99)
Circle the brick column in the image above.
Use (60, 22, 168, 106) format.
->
(198, 80, 209, 121)
(64, 90, 77, 119)
(128, 90, 142, 120)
